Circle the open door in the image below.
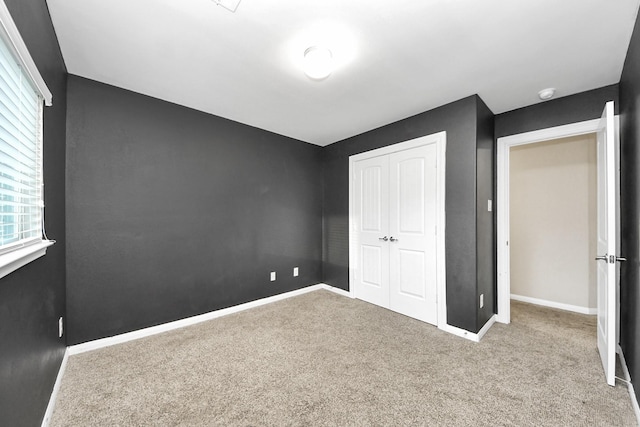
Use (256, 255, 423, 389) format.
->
(595, 101, 618, 386)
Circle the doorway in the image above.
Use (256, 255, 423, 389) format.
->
(509, 134, 597, 314)
(497, 116, 620, 325)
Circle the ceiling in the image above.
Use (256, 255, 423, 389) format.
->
(46, 0, 640, 146)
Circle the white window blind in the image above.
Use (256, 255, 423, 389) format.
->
(0, 36, 44, 252)
(0, 0, 54, 280)
(0, 34, 44, 252)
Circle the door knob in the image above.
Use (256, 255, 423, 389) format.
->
(389, 236, 398, 242)
(616, 256, 627, 262)
(595, 255, 607, 261)
(378, 236, 388, 241)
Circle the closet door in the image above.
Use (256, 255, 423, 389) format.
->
(353, 155, 390, 308)
(388, 144, 438, 325)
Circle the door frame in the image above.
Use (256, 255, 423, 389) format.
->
(348, 131, 447, 329)
(496, 117, 620, 324)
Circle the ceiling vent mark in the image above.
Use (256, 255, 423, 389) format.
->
(212, 0, 241, 13)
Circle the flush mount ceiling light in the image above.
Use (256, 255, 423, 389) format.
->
(211, 0, 241, 13)
(303, 46, 333, 80)
(538, 88, 556, 100)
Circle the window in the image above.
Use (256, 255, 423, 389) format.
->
(0, 0, 53, 279)
(0, 41, 43, 249)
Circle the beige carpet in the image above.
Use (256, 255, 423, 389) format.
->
(51, 290, 637, 426)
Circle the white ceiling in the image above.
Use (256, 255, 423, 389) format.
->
(46, 0, 640, 146)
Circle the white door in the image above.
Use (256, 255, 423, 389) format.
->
(353, 155, 390, 308)
(388, 145, 438, 325)
(353, 144, 438, 325)
(595, 100, 617, 386)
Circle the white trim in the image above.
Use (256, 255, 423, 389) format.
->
(476, 315, 497, 341)
(349, 133, 447, 161)
(498, 119, 601, 147)
(511, 294, 597, 315)
(0, 0, 52, 105)
(497, 118, 604, 324)
(441, 315, 497, 343)
(0, 240, 54, 280)
(618, 345, 640, 425)
(41, 349, 68, 427)
(348, 132, 448, 331)
(319, 283, 353, 298)
(68, 284, 327, 355)
(435, 135, 447, 330)
(348, 157, 357, 300)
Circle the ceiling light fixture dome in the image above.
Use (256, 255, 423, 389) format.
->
(538, 88, 556, 100)
(303, 46, 333, 80)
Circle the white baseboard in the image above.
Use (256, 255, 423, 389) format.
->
(320, 283, 352, 298)
(440, 315, 497, 343)
(617, 345, 640, 425)
(476, 315, 497, 341)
(68, 283, 343, 355)
(50, 283, 490, 424)
(511, 294, 597, 315)
(41, 348, 68, 427)
(68, 280, 489, 353)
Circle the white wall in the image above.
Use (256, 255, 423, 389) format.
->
(510, 134, 597, 311)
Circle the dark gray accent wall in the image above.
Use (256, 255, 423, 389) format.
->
(620, 10, 640, 405)
(0, 1, 67, 426)
(322, 95, 495, 333)
(66, 76, 323, 345)
(476, 97, 495, 327)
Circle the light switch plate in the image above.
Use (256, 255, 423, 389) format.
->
(487, 200, 492, 212)
(293, 267, 299, 277)
(270, 271, 276, 281)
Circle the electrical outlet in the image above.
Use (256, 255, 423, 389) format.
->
(270, 271, 276, 281)
(58, 317, 63, 338)
(480, 294, 484, 309)
(293, 267, 299, 277)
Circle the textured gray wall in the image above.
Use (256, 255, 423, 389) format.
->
(65, 76, 323, 345)
(620, 10, 640, 405)
(0, 1, 67, 426)
(476, 97, 495, 328)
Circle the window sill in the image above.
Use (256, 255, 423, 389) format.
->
(0, 240, 55, 280)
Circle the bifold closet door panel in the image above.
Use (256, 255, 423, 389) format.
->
(388, 144, 438, 325)
(353, 155, 390, 308)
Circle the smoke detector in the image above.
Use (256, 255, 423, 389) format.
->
(538, 88, 556, 100)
